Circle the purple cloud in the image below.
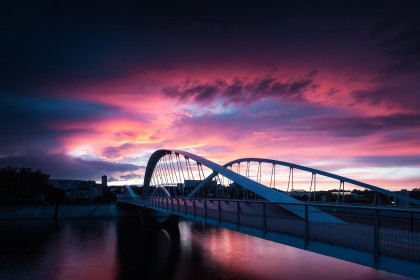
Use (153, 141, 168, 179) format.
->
(163, 76, 319, 106)
(0, 151, 141, 181)
(304, 113, 420, 137)
(350, 85, 420, 110)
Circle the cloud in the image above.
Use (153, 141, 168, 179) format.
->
(120, 173, 142, 180)
(350, 85, 420, 110)
(102, 143, 136, 159)
(0, 93, 124, 152)
(353, 155, 420, 167)
(163, 76, 319, 106)
(0, 151, 141, 180)
(107, 173, 142, 183)
(372, 14, 420, 75)
(304, 113, 420, 137)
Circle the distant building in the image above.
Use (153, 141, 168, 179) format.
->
(289, 189, 311, 198)
(331, 190, 352, 196)
(399, 189, 409, 206)
(49, 179, 102, 202)
(102, 175, 107, 188)
(108, 186, 134, 198)
(184, 180, 202, 189)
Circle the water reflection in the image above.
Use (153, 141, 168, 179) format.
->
(0, 219, 409, 280)
(116, 218, 180, 279)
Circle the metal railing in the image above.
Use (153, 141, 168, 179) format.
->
(119, 197, 420, 266)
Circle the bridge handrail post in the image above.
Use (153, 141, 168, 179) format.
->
(410, 211, 414, 232)
(373, 208, 380, 267)
(177, 198, 180, 214)
(236, 201, 240, 227)
(262, 202, 267, 233)
(171, 197, 174, 213)
(218, 200, 222, 225)
(193, 199, 196, 218)
(204, 200, 208, 221)
(304, 203, 309, 249)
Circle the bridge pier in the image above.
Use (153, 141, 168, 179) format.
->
(138, 207, 179, 227)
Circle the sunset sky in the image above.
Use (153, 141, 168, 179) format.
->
(1, 1, 420, 190)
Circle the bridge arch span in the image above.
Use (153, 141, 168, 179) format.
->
(143, 149, 299, 204)
(189, 158, 420, 206)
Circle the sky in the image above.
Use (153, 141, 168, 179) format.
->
(1, 1, 420, 190)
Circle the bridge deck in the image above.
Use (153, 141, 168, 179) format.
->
(118, 197, 420, 279)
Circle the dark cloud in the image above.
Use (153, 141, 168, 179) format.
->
(2, 1, 405, 92)
(0, 151, 141, 180)
(120, 173, 142, 180)
(354, 155, 420, 166)
(107, 173, 142, 183)
(350, 85, 420, 110)
(0, 93, 122, 152)
(102, 143, 135, 159)
(305, 113, 420, 137)
(102, 146, 122, 159)
(370, 16, 404, 38)
(163, 76, 318, 106)
(372, 11, 420, 76)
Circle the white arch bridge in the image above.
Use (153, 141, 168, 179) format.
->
(118, 149, 420, 278)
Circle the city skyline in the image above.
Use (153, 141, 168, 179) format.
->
(1, 1, 420, 190)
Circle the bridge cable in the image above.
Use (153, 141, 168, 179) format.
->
(270, 163, 274, 188)
(198, 164, 207, 198)
(169, 154, 180, 195)
(158, 159, 169, 194)
(287, 167, 293, 194)
(175, 153, 186, 196)
(155, 160, 164, 187)
(196, 162, 204, 198)
(162, 156, 174, 189)
(274, 164, 276, 189)
(158, 157, 169, 187)
(186, 157, 195, 181)
(166, 155, 176, 189)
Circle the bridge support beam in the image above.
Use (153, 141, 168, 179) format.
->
(138, 207, 179, 227)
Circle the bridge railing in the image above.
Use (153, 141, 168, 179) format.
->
(119, 197, 420, 265)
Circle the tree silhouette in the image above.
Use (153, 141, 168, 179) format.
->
(0, 167, 52, 205)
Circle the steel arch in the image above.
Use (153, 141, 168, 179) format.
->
(143, 149, 345, 223)
(144, 150, 298, 204)
(188, 157, 420, 206)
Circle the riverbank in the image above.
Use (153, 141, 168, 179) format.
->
(0, 204, 138, 219)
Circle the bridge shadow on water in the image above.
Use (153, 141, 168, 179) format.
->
(116, 218, 181, 280)
(116, 218, 260, 280)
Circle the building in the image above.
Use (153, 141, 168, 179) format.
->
(102, 175, 107, 188)
(399, 189, 410, 206)
(49, 179, 102, 202)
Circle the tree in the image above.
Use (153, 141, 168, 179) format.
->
(0, 167, 52, 204)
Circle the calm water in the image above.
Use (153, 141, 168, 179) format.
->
(0, 218, 410, 280)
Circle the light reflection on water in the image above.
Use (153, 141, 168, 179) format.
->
(0, 219, 410, 280)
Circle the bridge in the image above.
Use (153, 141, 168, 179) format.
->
(118, 149, 420, 279)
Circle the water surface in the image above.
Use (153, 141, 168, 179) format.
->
(0, 218, 409, 280)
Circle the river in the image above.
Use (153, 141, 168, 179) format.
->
(0, 218, 409, 280)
